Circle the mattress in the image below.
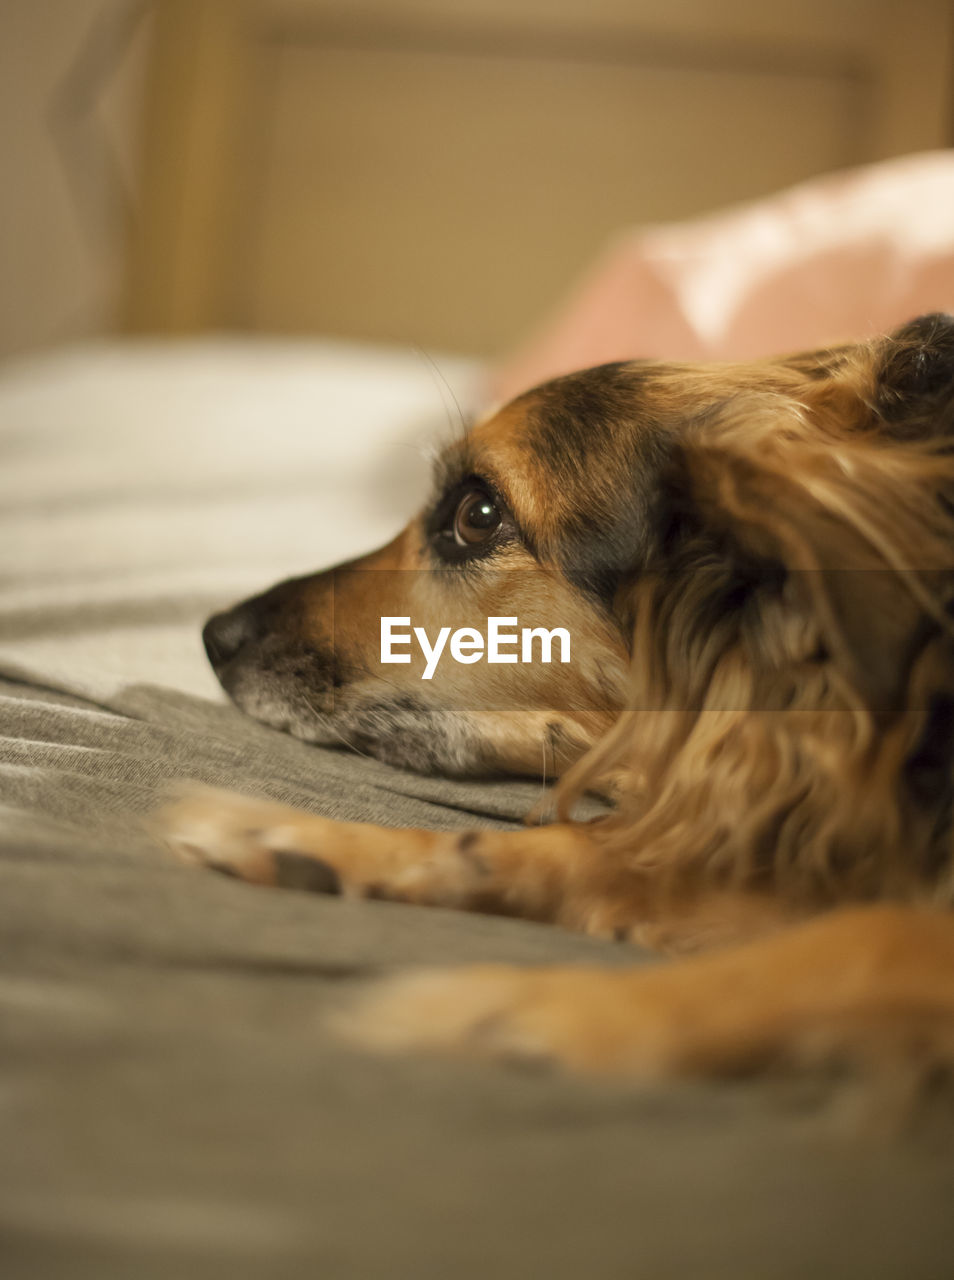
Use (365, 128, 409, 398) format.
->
(1, 337, 952, 1279)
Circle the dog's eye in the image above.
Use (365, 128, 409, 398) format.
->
(453, 490, 502, 546)
(429, 478, 514, 562)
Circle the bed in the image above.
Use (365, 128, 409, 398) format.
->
(2, 335, 954, 1278)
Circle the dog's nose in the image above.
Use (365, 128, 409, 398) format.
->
(203, 605, 259, 671)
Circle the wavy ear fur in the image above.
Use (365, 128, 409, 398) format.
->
(675, 316, 954, 722)
(553, 319, 954, 901)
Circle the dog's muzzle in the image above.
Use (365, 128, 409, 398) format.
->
(201, 578, 341, 728)
(203, 576, 312, 679)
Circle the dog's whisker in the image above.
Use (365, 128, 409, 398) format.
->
(298, 690, 375, 761)
(536, 731, 549, 822)
(413, 344, 470, 442)
(416, 441, 442, 467)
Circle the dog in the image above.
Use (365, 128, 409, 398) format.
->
(162, 314, 954, 1084)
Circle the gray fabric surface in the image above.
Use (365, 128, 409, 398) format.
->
(2, 341, 953, 1278)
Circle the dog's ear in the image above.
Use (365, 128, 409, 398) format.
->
(873, 313, 954, 437)
(738, 489, 930, 723)
(677, 409, 944, 722)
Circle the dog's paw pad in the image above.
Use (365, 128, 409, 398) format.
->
(270, 850, 342, 895)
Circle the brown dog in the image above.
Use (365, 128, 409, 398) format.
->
(163, 315, 954, 1083)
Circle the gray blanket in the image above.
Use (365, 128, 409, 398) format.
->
(2, 341, 952, 1279)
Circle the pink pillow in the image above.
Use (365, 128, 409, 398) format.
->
(492, 150, 954, 404)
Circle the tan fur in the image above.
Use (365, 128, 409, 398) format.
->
(161, 316, 954, 1085)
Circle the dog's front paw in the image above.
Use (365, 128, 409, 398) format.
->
(156, 784, 342, 892)
(336, 965, 674, 1075)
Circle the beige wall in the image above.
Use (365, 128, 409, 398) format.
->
(4, 1, 953, 362)
(125, 0, 954, 357)
(0, 1, 147, 361)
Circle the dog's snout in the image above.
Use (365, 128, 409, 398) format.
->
(203, 577, 309, 674)
(203, 605, 260, 671)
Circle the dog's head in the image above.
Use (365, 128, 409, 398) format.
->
(204, 315, 954, 877)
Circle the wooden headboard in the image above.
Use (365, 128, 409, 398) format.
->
(123, 0, 954, 356)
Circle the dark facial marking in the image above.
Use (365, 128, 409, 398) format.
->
(525, 362, 672, 603)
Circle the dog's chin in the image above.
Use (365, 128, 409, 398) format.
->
(218, 665, 488, 777)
